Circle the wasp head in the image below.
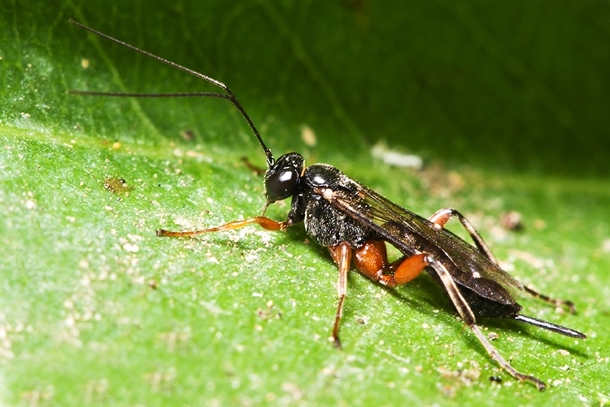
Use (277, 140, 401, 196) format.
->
(264, 152, 304, 203)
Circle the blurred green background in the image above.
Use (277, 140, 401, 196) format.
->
(3, 0, 610, 176)
(1, 0, 609, 406)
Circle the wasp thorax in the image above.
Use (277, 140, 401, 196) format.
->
(264, 152, 304, 202)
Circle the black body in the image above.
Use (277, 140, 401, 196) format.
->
(276, 157, 524, 320)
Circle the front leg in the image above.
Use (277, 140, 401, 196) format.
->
(156, 216, 288, 237)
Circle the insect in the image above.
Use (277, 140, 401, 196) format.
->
(69, 19, 586, 391)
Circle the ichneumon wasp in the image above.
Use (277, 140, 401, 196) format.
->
(69, 19, 586, 391)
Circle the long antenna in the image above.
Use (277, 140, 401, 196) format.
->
(68, 19, 275, 168)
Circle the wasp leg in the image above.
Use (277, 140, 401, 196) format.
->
(428, 208, 498, 264)
(352, 241, 388, 279)
(429, 208, 577, 313)
(353, 241, 426, 287)
(522, 286, 576, 314)
(328, 242, 352, 349)
(343, 239, 548, 390)
(156, 216, 288, 237)
(425, 254, 547, 391)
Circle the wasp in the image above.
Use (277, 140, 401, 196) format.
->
(69, 19, 585, 391)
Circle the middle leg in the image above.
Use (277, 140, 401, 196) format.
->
(328, 242, 352, 349)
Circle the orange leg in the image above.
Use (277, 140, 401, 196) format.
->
(328, 242, 352, 349)
(156, 216, 287, 237)
(353, 241, 428, 287)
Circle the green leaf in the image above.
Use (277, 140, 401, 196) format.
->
(1, 1, 609, 406)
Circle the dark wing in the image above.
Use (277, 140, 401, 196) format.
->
(322, 177, 523, 296)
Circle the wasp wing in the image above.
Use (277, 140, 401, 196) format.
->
(321, 178, 523, 298)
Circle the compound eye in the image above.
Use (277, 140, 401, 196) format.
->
(265, 167, 300, 202)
